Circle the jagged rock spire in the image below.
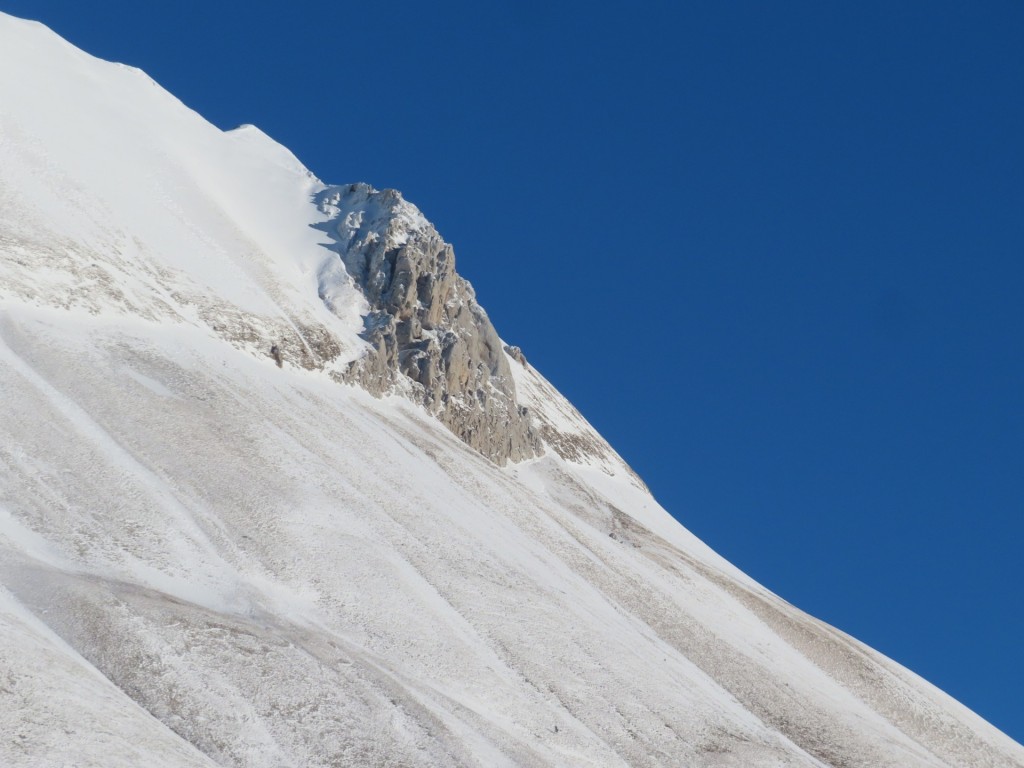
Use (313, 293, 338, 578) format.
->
(316, 183, 543, 465)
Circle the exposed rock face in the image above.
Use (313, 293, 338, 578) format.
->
(503, 344, 527, 366)
(316, 184, 543, 465)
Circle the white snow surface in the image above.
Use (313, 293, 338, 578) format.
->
(0, 13, 366, 375)
(1, 11, 1022, 768)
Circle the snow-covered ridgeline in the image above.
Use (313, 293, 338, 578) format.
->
(1, 10, 1023, 768)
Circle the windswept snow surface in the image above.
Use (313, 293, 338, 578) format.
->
(0, 14, 366, 375)
(1, 11, 1023, 768)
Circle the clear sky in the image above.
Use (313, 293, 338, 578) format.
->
(5, 0, 1021, 744)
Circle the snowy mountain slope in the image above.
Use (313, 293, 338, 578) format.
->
(1, 11, 1022, 768)
(0, 14, 366, 377)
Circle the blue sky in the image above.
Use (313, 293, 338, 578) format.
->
(5, 0, 1022, 743)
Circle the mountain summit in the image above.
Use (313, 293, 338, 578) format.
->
(1, 11, 1021, 768)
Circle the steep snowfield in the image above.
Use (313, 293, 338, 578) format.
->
(0, 14, 365, 374)
(1, 11, 1022, 768)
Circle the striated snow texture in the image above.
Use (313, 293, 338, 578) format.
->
(1, 11, 1023, 768)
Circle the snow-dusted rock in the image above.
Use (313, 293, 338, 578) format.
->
(316, 183, 543, 465)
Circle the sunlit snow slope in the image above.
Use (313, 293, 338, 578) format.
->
(1, 12, 1021, 768)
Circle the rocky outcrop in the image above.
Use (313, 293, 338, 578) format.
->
(316, 184, 542, 465)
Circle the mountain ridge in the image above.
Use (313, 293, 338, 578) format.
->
(1, 10, 1022, 767)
